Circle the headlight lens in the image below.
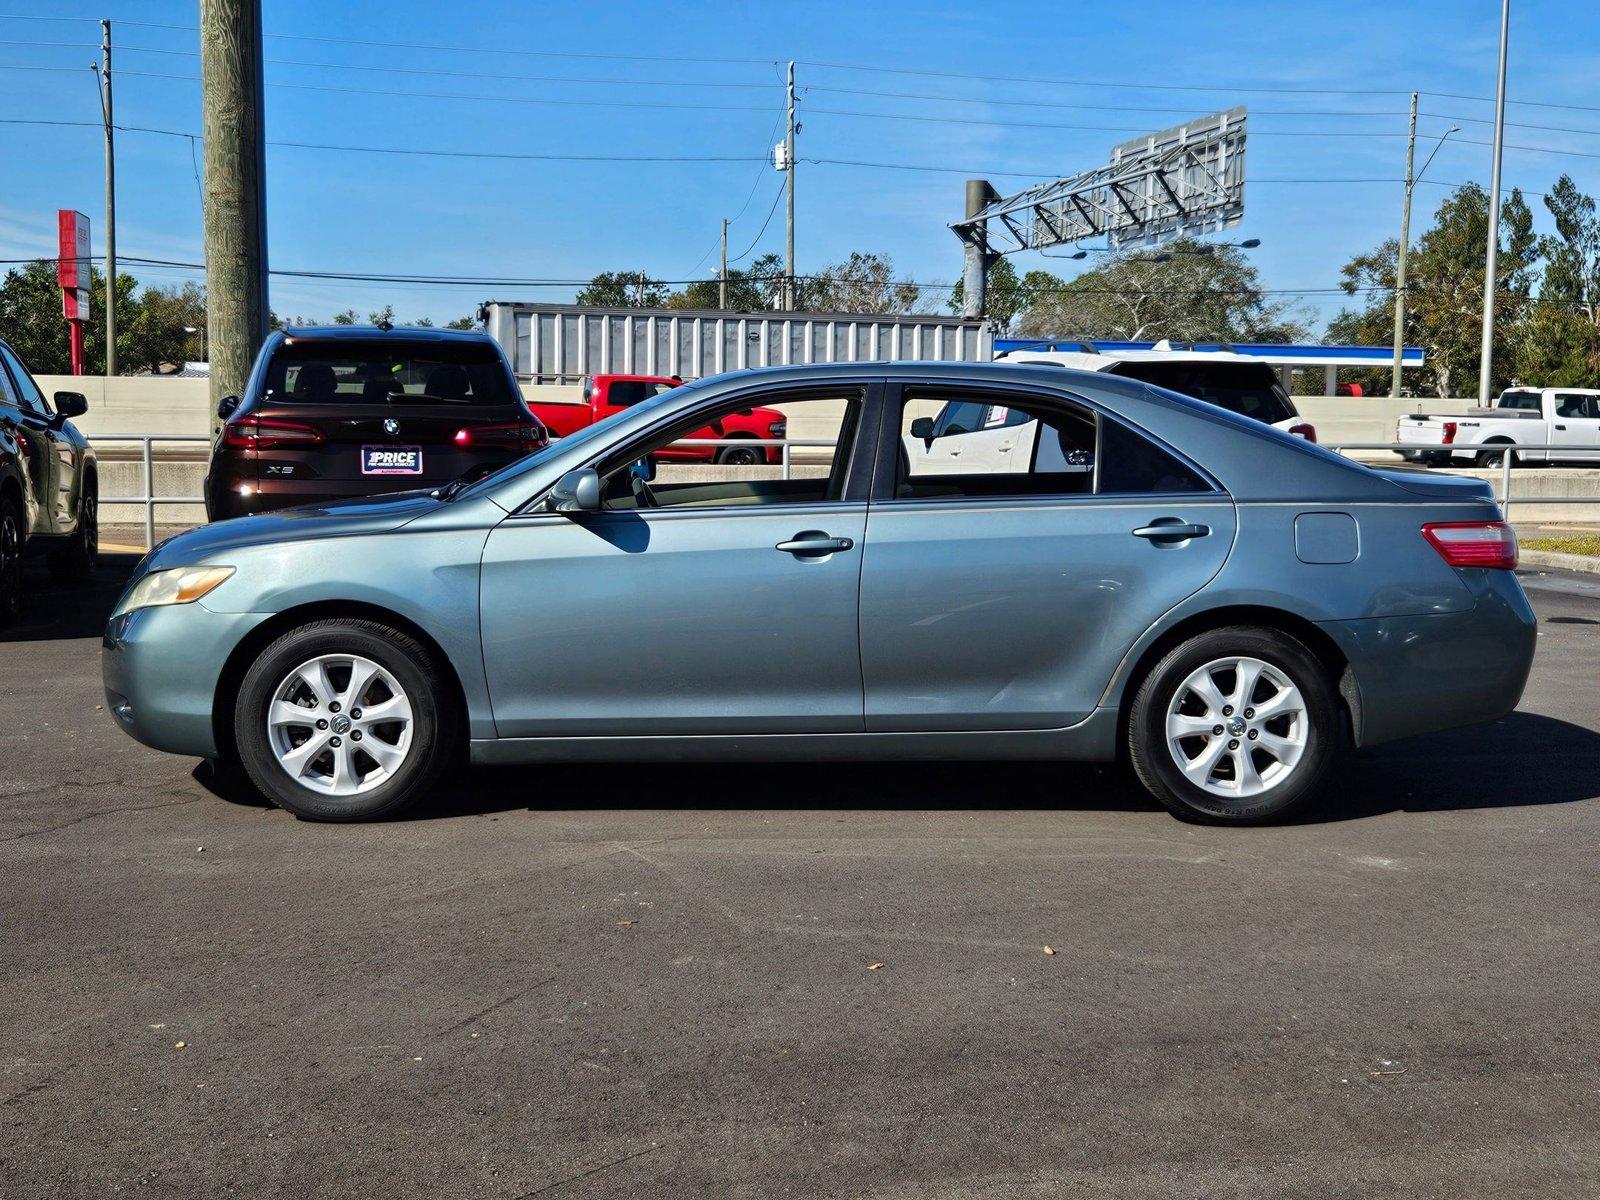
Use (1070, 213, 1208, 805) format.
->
(112, 565, 235, 618)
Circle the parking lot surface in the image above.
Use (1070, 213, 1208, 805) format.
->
(3, 554, 1599, 1198)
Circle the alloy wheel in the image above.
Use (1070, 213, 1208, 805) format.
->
(266, 653, 414, 796)
(1164, 656, 1308, 799)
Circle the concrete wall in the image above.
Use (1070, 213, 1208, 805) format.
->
(38, 375, 213, 440)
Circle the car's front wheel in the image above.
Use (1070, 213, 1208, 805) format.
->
(1127, 626, 1338, 824)
(234, 618, 455, 821)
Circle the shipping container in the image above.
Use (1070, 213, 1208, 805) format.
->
(478, 302, 995, 384)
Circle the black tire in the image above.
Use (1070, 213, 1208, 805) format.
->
(1127, 626, 1339, 825)
(716, 442, 764, 466)
(1476, 443, 1515, 468)
(49, 479, 97, 582)
(0, 494, 21, 626)
(233, 618, 456, 821)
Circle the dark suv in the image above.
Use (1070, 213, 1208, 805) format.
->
(0, 337, 98, 623)
(205, 326, 548, 521)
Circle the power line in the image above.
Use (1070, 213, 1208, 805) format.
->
(728, 182, 786, 264)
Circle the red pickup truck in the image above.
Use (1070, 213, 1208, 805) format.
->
(526, 374, 784, 464)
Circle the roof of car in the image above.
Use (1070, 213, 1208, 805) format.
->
(994, 348, 1275, 371)
(277, 324, 488, 342)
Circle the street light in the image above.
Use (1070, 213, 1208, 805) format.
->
(1391, 91, 1465, 396)
(183, 324, 205, 363)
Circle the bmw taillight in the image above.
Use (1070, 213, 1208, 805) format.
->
(1441, 421, 1458, 445)
(1422, 521, 1518, 570)
(1288, 422, 1317, 442)
(454, 420, 537, 451)
(222, 416, 324, 450)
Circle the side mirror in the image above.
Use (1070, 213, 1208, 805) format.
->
(628, 456, 656, 484)
(217, 394, 241, 419)
(52, 391, 88, 419)
(546, 467, 601, 513)
(909, 416, 936, 447)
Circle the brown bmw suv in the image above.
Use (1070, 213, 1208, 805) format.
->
(205, 325, 548, 521)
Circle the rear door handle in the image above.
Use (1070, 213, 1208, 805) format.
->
(776, 532, 854, 556)
(1133, 522, 1210, 542)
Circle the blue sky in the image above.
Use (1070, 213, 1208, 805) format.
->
(2, 0, 1598, 333)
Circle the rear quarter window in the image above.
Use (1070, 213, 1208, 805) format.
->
(1110, 361, 1296, 426)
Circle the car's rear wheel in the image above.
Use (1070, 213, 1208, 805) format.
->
(0, 495, 21, 626)
(716, 441, 764, 466)
(1128, 626, 1338, 824)
(234, 619, 455, 821)
(49, 479, 97, 582)
(1476, 443, 1516, 468)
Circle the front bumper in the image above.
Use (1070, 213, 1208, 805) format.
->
(102, 602, 272, 759)
(1323, 568, 1537, 747)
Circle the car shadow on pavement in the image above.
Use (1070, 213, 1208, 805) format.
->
(195, 710, 1600, 825)
(3, 553, 143, 644)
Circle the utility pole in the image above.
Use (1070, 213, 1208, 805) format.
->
(1390, 92, 1418, 398)
(200, 0, 269, 427)
(1478, 0, 1511, 407)
(784, 60, 796, 311)
(719, 217, 729, 309)
(959, 179, 999, 319)
(96, 20, 116, 376)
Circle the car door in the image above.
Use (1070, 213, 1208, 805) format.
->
(478, 383, 879, 738)
(859, 381, 1236, 732)
(0, 344, 65, 534)
(1549, 392, 1600, 462)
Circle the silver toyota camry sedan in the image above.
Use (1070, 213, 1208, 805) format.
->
(103, 362, 1536, 824)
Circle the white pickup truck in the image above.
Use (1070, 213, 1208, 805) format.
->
(1395, 387, 1600, 466)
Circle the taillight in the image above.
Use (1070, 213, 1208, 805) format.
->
(454, 420, 534, 451)
(1422, 521, 1518, 570)
(222, 416, 324, 450)
(1441, 421, 1457, 445)
(1288, 422, 1317, 442)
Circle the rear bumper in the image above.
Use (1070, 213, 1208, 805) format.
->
(102, 602, 271, 758)
(1322, 569, 1537, 747)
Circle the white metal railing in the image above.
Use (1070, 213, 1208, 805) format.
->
(94, 434, 211, 549)
(88, 434, 1600, 551)
(1328, 441, 1600, 518)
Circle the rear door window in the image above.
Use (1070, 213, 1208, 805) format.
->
(605, 380, 676, 407)
(1109, 361, 1295, 426)
(263, 341, 518, 407)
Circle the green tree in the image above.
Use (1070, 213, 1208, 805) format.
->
(947, 260, 1071, 331)
(332, 308, 359, 325)
(801, 251, 923, 314)
(576, 271, 670, 307)
(125, 281, 205, 373)
(1331, 184, 1537, 397)
(368, 304, 396, 325)
(668, 253, 783, 311)
(0, 260, 143, 374)
(445, 315, 477, 330)
(1016, 240, 1305, 343)
(1515, 174, 1600, 386)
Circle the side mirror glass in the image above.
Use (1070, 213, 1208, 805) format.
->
(217, 394, 241, 420)
(546, 467, 601, 513)
(52, 391, 88, 419)
(909, 416, 936, 446)
(629, 456, 656, 483)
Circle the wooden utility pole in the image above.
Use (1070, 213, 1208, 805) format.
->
(719, 218, 729, 309)
(783, 60, 796, 310)
(1391, 92, 1418, 398)
(200, 0, 269, 424)
(96, 20, 116, 376)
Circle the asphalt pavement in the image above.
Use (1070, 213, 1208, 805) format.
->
(3, 553, 1599, 1198)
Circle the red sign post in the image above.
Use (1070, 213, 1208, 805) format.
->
(57, 210, 91, 376)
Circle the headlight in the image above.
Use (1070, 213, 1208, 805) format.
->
(111, 566, 235, 618)
(769, 419, 787, 438)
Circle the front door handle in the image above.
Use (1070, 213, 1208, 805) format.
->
(1132, 522, 1210, 542)
(1554, 424, 1567, 431)
(776, 532, 854, 556)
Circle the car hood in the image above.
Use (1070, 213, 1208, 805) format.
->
(144, 490, 441, 570)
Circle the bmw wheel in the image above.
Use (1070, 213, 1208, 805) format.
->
(234, 619, 455, 821)
(50, 479, 97, 582)
(1128, 626, 1338, 824)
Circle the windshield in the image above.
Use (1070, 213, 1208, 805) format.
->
(1110, 362, 1297, 426)
(451, 377, 705, 502)
(263, 339, 518, 407)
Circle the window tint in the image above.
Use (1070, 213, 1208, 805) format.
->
(0, 346, 48, 414)
(896, 391, 1209, 501)
(606, 380, 675, 407)
(0, 352, 20, 409)
(1555, 393, 1599, 419)
(263, 340, 517, 407)
(1111, 361, 1295, 426)
(598, 392, 860, 511)
(1499, 390, 1541, 411)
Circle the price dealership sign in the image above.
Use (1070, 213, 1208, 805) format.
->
(57, 209, 91, 320)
